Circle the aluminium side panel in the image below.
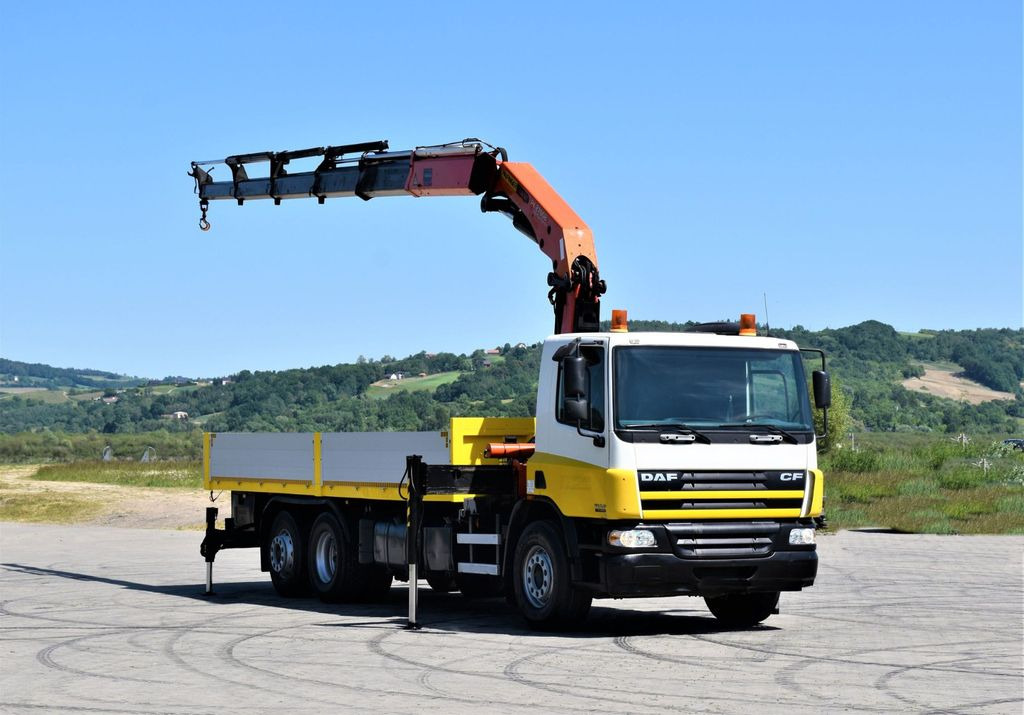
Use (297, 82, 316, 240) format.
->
(208, 433, 316, 494)
(321, 432, 448, 486)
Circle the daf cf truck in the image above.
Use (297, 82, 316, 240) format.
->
(192, 139, 831, 628)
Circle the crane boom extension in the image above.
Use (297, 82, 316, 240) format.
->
(189, 139, 605, 334)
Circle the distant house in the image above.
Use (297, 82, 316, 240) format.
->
(171, 411, 189, 420)
(389, 373, 404, 381)
(418, 372, 427, 378)
(101, 396, 119, 404)
(485, 348, 501, 355)
(514, 342, 527, 349)
(482, 361, 492, 368)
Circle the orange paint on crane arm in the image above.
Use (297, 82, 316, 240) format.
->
(493, 162, 598, 275)
(489, 161, 603, 333)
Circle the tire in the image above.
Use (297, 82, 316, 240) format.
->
(307, 511, 392, 603)
(704, 591, 780, 628)
(456, 573, 504, 599)
(361, 566, 394, 602)
(267, 510, 308, 597)
(425, 572, 459, 593)
(512, 520, 591, 628)
(307, 512, 358, 602)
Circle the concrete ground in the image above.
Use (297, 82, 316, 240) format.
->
(0, 523, 1021, 714)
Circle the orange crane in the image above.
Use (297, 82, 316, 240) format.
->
(189, 139, 606, 334)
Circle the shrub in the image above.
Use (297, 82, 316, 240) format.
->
(825, 449, 880, 473)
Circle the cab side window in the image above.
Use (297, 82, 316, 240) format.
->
(556, 346, 605, 432)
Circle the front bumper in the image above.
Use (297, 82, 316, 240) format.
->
(579, 520, 818, 598)
(594, 548, 817, 598)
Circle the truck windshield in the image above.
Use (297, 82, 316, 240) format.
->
(614, 346, 813, 432)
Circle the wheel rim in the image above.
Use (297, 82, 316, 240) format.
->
(522, 545, 554, 609)
(269, 529, 294, 577)
(314, 529, 337, 585)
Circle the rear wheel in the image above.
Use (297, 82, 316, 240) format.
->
(362, 566, 394, 602)
(704, 591, 779, 628)
(425, 572, 459, 593)
(267, 510, 308, 597)
(456, 573, 504, 599)
(307, 511, 392, 602)
(512, 521, 591, 628)
(307, 512, 357, 602)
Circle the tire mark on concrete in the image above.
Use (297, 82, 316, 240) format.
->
(685, 632, 1022, 678)
(36, 629, 171, 685)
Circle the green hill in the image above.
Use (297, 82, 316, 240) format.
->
(0, 322, 1020, 437)
(0, 359, 145, 390)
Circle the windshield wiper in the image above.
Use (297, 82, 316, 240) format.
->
(716, 422, 799, 445)
(618, 422, 712, 444)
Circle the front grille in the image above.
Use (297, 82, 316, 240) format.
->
(643, 498, 804, 511)
(667, 522, 780, 559)
(659, 472, 772, 491)
(638, 470, 808, 518)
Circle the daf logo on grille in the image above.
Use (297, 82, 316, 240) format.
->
(639, 472, 680, 482)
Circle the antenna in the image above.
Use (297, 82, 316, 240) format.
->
(763, 292, 771, 336)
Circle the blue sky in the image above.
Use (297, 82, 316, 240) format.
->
(1, 1, 1020, 378)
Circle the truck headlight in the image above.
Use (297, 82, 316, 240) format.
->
(608, 529, 656, 548)
(789, 528, 815, 545)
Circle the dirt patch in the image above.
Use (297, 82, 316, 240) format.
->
(0, 465, 212, 529)
(902, 368, 1015, 405)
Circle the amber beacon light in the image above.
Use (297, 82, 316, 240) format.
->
(611, 309, 629, 332)
(739, 313, 757, 336)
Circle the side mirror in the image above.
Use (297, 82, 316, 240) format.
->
(812, 370, 831, 409)
(561, 355, 589, 422)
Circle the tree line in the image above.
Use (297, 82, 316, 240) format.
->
(1, 322, 1020, 438)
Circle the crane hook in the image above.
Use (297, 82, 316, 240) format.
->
(198, 199, 211, 232)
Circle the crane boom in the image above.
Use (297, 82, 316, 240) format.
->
(189, 139, 605, 334)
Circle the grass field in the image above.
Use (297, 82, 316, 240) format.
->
(822, 437, 1024, 534)
(0, 489, 105, 523)
(145, 384, 205, 395)
(191, 411, 224, 426)
(898, 331, 936, 340)
(67, 390, 103, 402)
(0, 389, 71, 404)
(365, 371, 462, 399)
(32, 461, 202, 489)
(902, 364, 1014, 404)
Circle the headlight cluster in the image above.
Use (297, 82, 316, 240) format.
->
(789, 528, 815, 545)
(608, 529, 657, 548)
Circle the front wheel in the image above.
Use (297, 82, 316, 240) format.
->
(512, 521, 591, 628)
(704, 591, 779, 628)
